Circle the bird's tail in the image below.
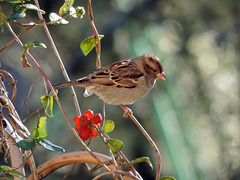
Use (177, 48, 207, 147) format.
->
(53, 78, 89, 89)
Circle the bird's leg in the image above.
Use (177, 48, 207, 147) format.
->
(120, 105, 133, 118)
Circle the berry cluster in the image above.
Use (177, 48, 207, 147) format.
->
(74, 110, 102, 140)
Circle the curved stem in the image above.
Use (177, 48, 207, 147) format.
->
(120, 105, 162, 180)
(26, 152, 116, 180)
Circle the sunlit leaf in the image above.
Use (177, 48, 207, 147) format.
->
(75, 6, 85, 19)
(0, 0, 30, 3)
(107, 139, 124, 154)
(22, 4, 45, 14)
(0, 11, 7, 25)
(49, 12, 68, 24)
(103, 120, 115, 133)
(59, 0, 74, 16)
(80, 35, 104, 56)
(38, 117, 47, 138)
(24, 41, 47, 50)
(0, 165, 25, 178)
(36, 138, 65, 153)
(40, 95, 54, 117)
(131, 157, 153, 169)
(17, 139, 35, 150)
(159, 177, 176, 180)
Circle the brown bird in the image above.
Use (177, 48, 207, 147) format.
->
(53, 54, 166, 106)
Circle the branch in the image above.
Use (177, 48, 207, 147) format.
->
(120, 106, 162, 180)
(27, 152, 117, 180)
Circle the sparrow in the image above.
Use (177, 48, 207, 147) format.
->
(53, 54, 166, 105)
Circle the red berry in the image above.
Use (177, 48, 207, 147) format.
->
(92, 129, 98, 137)
(79, 127, 91, 140)
(75, 124, 81, 131)
(80, 116, 89, 127)
(92, 114, 102, 124)
(83, 110, 94, 119)
(73, 116, 82, 124)
(92, 123, 100, 137)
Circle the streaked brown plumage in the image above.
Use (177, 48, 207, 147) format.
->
(53, 54, 166, 105)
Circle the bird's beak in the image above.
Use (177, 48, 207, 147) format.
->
(157, 71, 166, 80)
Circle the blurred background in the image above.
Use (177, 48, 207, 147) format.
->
(1, 0, 240, 179)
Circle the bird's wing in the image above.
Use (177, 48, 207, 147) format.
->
(86, 60, 144, 88)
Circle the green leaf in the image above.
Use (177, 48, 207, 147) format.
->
(0, 165, 12, 171)
(7, 4, 26, 21)
(17, 139, 35, 150)
(22, 4, 45, 14)
(32, 117, 47, 138)
(75, 6, 85, 18)
(38, 117, 47, 137)
(131, 157, 153, 170)
(49, 12, 68, 24)
(36, 138, 65, 153)
(103, 120, 115, 133)
(7, 12, 25, 21)
(59, 0, 74, 16)
(0, 11, 7, 25)
(0, 0, 30, 3)
(80, 35, 104, 56)
(31, 128, 38, 137)
(0, 165, 25, 178)
(9, 170, 25, 178)
(159, 177, 176, 180)
(107, 139, 124, 154)
(40, 95, 54, 117)
(24, 41, 47, 50)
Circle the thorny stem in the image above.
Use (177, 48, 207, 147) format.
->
(120, 106, 162, 180)
(33, 0, 82, 117)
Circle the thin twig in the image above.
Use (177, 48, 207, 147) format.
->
(88, 0, 101, 69)
(0, 24, 35, 53)
(92, 170, 139, 180)
(120, 106, 162, 180)
(24, 76, 41, 114)
(33, 0, 81, 117)
(22, 107, 43, 123)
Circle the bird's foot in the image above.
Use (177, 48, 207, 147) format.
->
(120, 105, 133, 118)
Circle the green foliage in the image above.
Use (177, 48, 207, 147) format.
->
(17, 139, 35, 150)
(80, 35, 104, 56)
(36, 138, 65, 153)
(131, 157, 153, 169)
(24, 41, 47, 50)
(0, 11, 7, 25)
(102, 120, 115, 133)
(107, 138, 124, 154)
(0, 165, 25, 179)
(159, 177, 176, 180)
(40, 94, 54, 117)
(32, 117, 47, 138)
(59, 0, 74, 16)
(7, 3, 44, 21)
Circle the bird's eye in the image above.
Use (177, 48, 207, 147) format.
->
(153, 69, 157, 72)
